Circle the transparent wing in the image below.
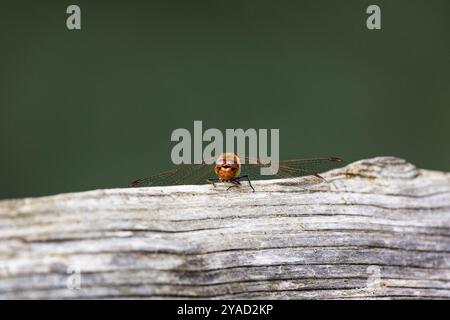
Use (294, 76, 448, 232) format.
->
(240, 157, 344, 181)
(128, 163, 215, 187)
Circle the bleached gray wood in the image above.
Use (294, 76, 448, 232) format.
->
(0, 157, 450, 299)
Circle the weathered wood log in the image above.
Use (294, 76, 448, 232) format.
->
(0, 157, 450, 299)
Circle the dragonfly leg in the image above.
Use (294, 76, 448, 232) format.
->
(226, 180, 241, 191)
(207, 178, 221, 187)
(236, 175, 255, 192)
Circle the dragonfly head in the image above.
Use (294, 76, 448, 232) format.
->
(214, 153, 241, 181)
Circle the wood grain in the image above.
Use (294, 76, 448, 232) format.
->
(1, 157, 450, 299)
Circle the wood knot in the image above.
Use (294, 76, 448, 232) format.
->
(341, 156, 419, 180)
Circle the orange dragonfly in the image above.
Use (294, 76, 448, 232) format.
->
(129, 153, 344, 192)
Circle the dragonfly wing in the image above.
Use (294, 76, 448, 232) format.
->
(240, 157, 344, 181)
(129, 164, 215, 187)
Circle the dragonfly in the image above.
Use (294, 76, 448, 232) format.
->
(129, 153, 344, 192)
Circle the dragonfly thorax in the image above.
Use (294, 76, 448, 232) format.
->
(214, 153, 241, 181)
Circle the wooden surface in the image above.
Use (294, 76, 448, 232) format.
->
(1, 157, 450, 299)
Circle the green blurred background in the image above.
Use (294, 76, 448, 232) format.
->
(0, 0, 449, 200)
